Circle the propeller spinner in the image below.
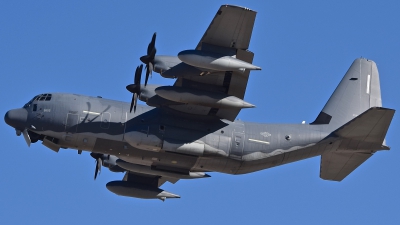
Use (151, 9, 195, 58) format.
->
(126, 64, 143, 113)
(140, 32, 157, 86)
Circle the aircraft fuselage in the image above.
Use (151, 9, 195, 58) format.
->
(7, 93, 329, 175)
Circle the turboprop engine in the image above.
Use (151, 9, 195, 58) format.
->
(90, 153, 124, 179)
(177, 50, 261, 72)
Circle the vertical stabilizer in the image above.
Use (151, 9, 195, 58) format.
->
(312, 58, 382, 131)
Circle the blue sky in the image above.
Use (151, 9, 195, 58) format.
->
(1, 1, 400, 224)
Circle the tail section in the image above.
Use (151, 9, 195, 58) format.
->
(315, 58, 396, 181)
(312, 58, 382, 131)
(320, 107, 395, 181)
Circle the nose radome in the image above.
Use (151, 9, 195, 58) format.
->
(4, 108, 28, 130)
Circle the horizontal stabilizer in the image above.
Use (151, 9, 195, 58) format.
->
(320, 107, 395, 181)
(320, 151, 372, 181)
(333, 107, 394, 148)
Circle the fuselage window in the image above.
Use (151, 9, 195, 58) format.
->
(235, 136, 242, 146)
(23, 96, 38, 108)
(33, 104, 37, 112)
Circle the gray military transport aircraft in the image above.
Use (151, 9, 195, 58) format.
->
(4, 5, 395, 201)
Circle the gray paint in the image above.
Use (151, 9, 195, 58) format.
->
(3, 4, 395, 200)
(317, 58, 382, 131)
(177, 50, 261, 72)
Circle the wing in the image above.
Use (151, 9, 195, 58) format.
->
(103, 155, 211, 200)
(195, 5, 256, 50)
(93, 151, 210, 200)
(169, 5, 257, 121)
(320, 107, 395, 181)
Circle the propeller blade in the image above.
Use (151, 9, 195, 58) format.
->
(129, 93, 138, 113)
(149, 62, 153, 79)
(145, 66, 150, 86)
(94, 157, 102, 180)
(133, 93, 138, 113)
(22, 129, 31, 147)
(129, 94, 135, 113)
(135, 64, 143, 85)
(145, 63, 154, 86)
(128, 65, 143, 113)
(140, 33, 156, 86)
(147, 32, 156, 56)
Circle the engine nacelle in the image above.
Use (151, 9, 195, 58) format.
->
(138, 85, 158, 102)
(91, 153, 125, 173)
(135, 84, 179, 108)
(102, 155, 120, 169)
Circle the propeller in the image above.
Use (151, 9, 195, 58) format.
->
(90, 153, 103, 180)
(22, 129, 31, 147)
(140, 32, 157, 86)
(126, 64, 143, 113)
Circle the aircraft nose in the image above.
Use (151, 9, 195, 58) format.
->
(4, 108, 28, 130)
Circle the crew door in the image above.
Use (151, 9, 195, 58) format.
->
(230, 122, 245, 159)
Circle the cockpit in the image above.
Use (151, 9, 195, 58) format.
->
(35, 93, 52, 101)
(23, 93, 53, 108)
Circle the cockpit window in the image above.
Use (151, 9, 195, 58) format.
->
(23, 96, 38, 108)
(35, 94, 52, 101)
(23, 94, 52, 108)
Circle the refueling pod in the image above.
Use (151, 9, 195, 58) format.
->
(178, 50, 261, 72)
(106, 181, 180, 201)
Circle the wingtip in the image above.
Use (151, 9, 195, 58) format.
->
(220, 4, 257, 13)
